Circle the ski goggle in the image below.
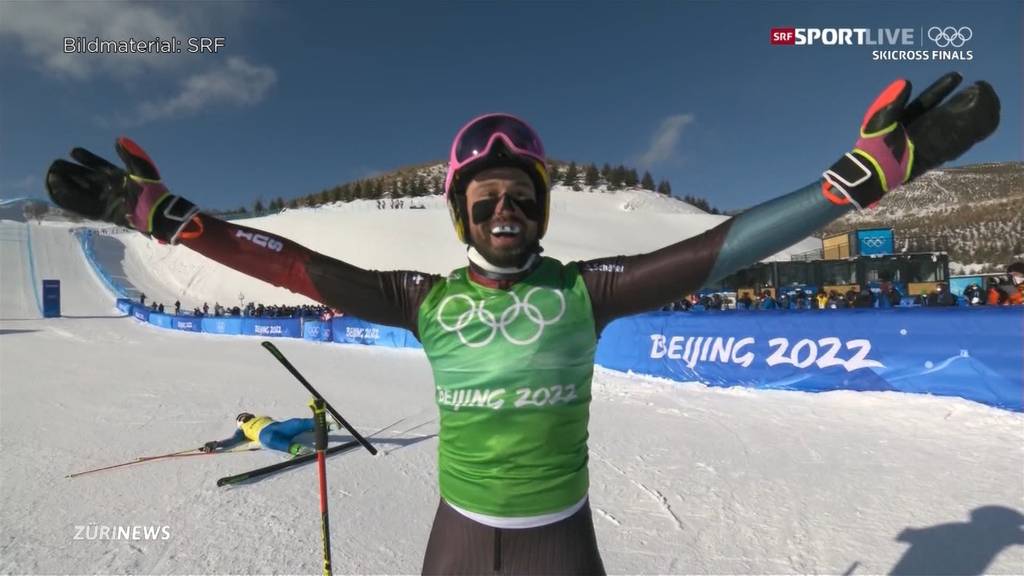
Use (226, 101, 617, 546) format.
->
(450, 113, 545, 169)
(236, 413, 254, 426)
(470, 193, 542, 224)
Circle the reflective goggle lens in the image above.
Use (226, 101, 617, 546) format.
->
(454, 115, 544, 165)
(470, 194, 541, 224)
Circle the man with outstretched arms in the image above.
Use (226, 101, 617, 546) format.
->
(47, 73, 999, 575)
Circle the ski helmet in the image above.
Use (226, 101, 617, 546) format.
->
(236, 412, 255, 428)
(444, 113, 551, 244)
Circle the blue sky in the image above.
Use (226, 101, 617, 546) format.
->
(0, 1, 1019, 211)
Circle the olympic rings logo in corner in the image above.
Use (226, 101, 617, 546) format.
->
(928, 26, 972, 48)
(436, 288, 566, 347)
(862, 237, 886, 248)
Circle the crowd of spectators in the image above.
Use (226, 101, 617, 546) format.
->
(135, 263, 1023, 317)
(137, 294, 335, 320)
(662, 262, 1024, 312)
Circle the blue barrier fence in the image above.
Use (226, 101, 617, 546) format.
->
(597, 307, 1022, 412)
(91, 237, 1021, 412)
(114, 295, 1023, 412)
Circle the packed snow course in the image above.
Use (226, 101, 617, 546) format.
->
(1, 187, 1021, 574)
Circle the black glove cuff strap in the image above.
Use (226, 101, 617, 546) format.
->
(823, 152, 885, 210)
(152, 195, 200, 245)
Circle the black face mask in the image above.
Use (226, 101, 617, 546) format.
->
(470, 193, 541, 225)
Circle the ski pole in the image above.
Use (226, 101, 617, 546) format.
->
(312, 399, 333, 576)
(261, 341, 377, 455)
(67, 445, 260, 478)
(66, 447, 200, 478)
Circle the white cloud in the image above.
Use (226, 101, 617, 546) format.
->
(637, 114, 694, 168)
(0, 2, 188, 79)
(0, 3, 276, 124)
(127, 57, 277, 124)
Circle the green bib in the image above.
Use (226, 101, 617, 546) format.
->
(417, 257, 597, 517)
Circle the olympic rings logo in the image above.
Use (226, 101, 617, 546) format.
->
(927, 26, 972, 48)
(436, 288, 566, 347)
(862, 237, 886, 248)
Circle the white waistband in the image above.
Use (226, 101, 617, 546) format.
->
(446, 496, 588, 529)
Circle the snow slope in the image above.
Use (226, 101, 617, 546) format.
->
(1, 215, 1021, 574)
(114, 186, 820, 309)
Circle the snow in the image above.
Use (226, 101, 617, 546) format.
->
(1, 191, 1021, 574)
(111, 185, 821, 309)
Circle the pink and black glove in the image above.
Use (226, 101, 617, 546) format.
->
(46, 138, 201, 244)
(823, 72, 1000, 209)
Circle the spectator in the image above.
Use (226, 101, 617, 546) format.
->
(815, 289, 829, 310)
(877, 280, 902, 308)
(1007, 262, 1024, 305)
(139, 293, 146, 306)
(827, 290, 845, 309)
(174, 300, 181, 314)
(738, 293, 753, 310)
(963, 283, 983, 306)
(758, 290, 777, 310)
(845, 289, 858, 308)
(987, 278, 1007, 305)
(854, 288, 874, 308)
(915, 290, 928, 306)
(158, 303, 165, 313)
(933, 283, 956, 306)
(203, 302, 209, 315)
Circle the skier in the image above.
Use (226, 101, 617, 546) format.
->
(200, 412, 334, 457)
(46, 72, 998, 575)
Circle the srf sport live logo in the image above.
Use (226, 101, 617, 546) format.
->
(770, 27, 974, 61)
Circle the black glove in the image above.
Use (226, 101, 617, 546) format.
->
(46, 138, 201, 244)
(200, 441, 219, 453)
(823, 72, 1000, 209)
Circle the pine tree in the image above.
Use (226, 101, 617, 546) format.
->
(548, 163, 561, 185)
(584, 164, 600, 187)
(564, 162, 579, 186)
(657, 180, 672, 196)
(253, 199, 265, 215)
(641, 171, 655, 190)
(607, 165, 625, 189)
(601, 163, 612, 186)
(625, 168, 639, 188)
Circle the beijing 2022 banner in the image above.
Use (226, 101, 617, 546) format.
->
(596, 307, 1022, 411)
